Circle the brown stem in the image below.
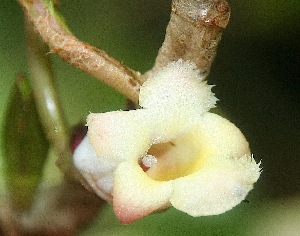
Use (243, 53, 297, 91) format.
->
(144, 0, 230, 80)
(0, 198, 19, 236)
(19, 0, 141, 103)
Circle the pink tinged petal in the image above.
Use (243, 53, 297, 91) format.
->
(73, 136, 115, 202)
(113, 160, 173, 224)
(87, 110, 152, 165)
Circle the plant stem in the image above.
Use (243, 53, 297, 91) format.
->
(144, 0, 230, 80)
(19, 0, 141, 103)
(25, 15, 71, 173)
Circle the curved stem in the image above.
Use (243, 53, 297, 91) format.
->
(25, 15, 71, 173)
(20, 0, 141, 103)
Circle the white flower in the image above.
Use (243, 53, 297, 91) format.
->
(74, 59, 261, 224)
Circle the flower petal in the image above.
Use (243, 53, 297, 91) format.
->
(170, 163, 257, 216)
(73, 136, 115, 201)
(170, 113, 261, 216)
(139, 60, 217, 142)
(87, 110, 152, 164)
(140, 59, 217, 113)
(113, 160, 173, 224)
(192, 112, 251, 160)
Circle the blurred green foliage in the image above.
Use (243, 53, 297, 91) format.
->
(1, 0, 299, 235)
(2, 76, 49, 211)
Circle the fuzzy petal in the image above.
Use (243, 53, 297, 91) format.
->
(170, 164, 257, 216)
(140, 59, 217, 113)
(171, 154, 261, 216)
(170, 113, 261, 216)
(113, 160, 173, 224)
(139, 60, 217, 143)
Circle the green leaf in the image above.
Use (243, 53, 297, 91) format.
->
(2, 75, 49, 211)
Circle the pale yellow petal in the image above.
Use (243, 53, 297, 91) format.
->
(191, 112, 251, 164)
(170, 113, 261, 216)
(87, 110, 152, 164)
(113, 160, 173, 224)
(170, 162, 259, 216)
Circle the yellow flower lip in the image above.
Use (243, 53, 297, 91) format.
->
(145, 136, 204, 182)
(73, 59, 261, 224)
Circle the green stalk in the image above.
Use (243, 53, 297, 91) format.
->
(24, 15, 71, 174)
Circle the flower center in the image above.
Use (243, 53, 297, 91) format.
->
(141, 154, 158, 169)
(143, 130, 209, 181)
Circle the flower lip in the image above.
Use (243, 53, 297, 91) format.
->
(145, 135, 204, 182)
